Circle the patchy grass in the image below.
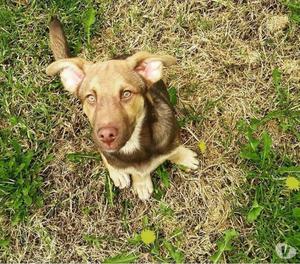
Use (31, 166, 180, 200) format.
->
(229, 115, 299, 262)
(0, 0, 299, 262)
(0, 136, 46, 225)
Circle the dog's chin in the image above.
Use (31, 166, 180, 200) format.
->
(103, 148, 118, 154)
(96, 140, 127, 154)
(99, 144, 120, 153)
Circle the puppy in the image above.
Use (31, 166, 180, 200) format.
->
(46, 18, 199, 200)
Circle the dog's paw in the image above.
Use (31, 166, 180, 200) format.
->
(174, 147, 199, 170)
(133, 177, 153, 200)
(109, 170, 130, 189)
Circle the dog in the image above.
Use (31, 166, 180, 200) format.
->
(46, 18, 199, 200)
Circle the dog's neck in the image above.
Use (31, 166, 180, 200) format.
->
(102, 80, 179, 168)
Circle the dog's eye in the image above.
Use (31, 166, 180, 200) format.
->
(87, 95, 96, 104)
(121, 90, 132, 99)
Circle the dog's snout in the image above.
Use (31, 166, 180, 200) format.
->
(98, 127, 118, 144)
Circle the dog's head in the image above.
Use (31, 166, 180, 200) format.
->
(46, 52, 176, 152)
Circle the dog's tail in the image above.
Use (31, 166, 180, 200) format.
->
(49, 17, 71, 60)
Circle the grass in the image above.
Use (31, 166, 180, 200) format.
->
(0, 0, 299, 262)
(0, 137, 45, 225)
(229, 115, 299, 262)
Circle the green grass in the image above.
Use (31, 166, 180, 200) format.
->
(229, 118, 300, 262)
(226, 69, 300, 262)
(0, 0, 96, 255)
(0, 0, 91, 220)
(0, 136, 46, 224)
(282, 0, 300, 24)
(127, 219, 185, 263)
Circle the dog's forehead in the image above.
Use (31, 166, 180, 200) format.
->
(87, 60, 131, 80)
(82, 59, 143, 93)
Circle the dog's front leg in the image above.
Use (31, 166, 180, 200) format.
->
(132, 173, 153, 200)
(169, 145, 199, 170)
(101, 154, 130, 189)
(107, 166, 131, 189)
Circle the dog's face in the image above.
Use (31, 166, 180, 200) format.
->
(79, 60, 146, 152)
(46, 52, 176, 152)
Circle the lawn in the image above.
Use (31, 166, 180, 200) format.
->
(0, 0, 299, 262)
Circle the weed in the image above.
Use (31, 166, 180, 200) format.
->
(156, 164, 171, 189)
(152, 164, 171, 201)
(196, 16, 214, 31)
(82, 7, 96, 46)
(178, 105, 204, 127)
(128, 227, 185, 263)
(141, 229, 156, 245)
(272, 68, 289, 108)
(0, 229, 10, 250)
(246, 200, 264, 223)
(126, 214, 184, 263)
(210, 229, 239, 263)
(103, 252, 139, 263)
(198, 140, 206, 154)
(104, 172, 118, 206)
(270, 68, 300, 139)
(168, 86, 178, 106)
(158, 203, 174, 218)
(282, 0, 300, 24)
(230, 115, 300, 262)
(0, 136, 48, 224)
(121, 199, 133, 231)
(163, 240, 185, 263)
(178, 98, 221, 128)
(83, 234, 102, 247)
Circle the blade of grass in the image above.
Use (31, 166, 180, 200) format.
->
(103, 252, 139, 263)
(83, 7, 96, 45)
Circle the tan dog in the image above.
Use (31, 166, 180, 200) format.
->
(46, 18, 199, 200)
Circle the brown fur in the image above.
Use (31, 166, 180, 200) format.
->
(49, 17, 71, 60)
(104, 80, 180, 168)
(46, 18, 198, 200)
(77, 60, 146, 151)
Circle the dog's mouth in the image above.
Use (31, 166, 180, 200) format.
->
(93, 136, 121, 153)
(100, 141, 119, 152)
(92, 130, 131, 153)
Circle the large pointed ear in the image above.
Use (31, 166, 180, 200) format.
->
(126, 51, 176, 85)
(46, 58, 90, 94)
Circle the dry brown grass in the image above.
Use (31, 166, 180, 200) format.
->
(1, 0, 299, 262)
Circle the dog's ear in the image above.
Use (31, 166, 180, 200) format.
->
(126, 51, 176, 85)
(46, 58, 91, 94)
